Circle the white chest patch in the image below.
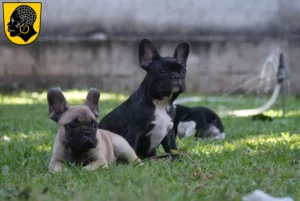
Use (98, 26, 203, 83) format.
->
(146, 99, 173, 153)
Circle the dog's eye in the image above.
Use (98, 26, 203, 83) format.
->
(68, 122, 77, 129)
(181, 69, 186, 75)
(92, 122, 98, 128)
(158, 68, 166, 74)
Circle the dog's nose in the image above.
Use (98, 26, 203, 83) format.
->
(172, 74, 181, 81)
(84, 131, 92, 137)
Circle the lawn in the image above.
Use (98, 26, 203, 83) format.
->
(0, 90, 299, 201)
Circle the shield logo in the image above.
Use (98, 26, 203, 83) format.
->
(2, 2, 42, 45)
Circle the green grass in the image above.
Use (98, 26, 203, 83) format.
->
(0, 90, 299, 201)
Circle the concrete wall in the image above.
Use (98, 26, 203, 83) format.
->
(0, 38, 299, 94)
(0, 0, 299, 94)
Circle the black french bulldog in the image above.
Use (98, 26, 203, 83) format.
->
(99, 39, 190, 159)
(173, 104, 226, 140)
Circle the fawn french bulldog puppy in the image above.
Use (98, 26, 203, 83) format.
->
(47, 88, 141, 172)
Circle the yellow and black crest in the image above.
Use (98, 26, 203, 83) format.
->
(2, 2, 42, 45)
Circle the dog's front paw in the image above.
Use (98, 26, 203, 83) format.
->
(49, 162, 63, 172)
(83, 166, 96, 171)
(83, 162, 108, 171)
(132, 158, 144, 166)
(170, 153, 180, 161)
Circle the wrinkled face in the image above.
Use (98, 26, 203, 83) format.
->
(138, 39, 190, 100)
(7, 11, 21, 36)
(47, 87, 101, 154)
(61, 107, 99, 154)
(146, 58, 186, 98)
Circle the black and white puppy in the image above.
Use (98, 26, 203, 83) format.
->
(173, 104, 225, 140)
(99, 39, 190, 160)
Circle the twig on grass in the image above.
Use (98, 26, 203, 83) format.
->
(183, 151, 204, 177)
(180, 149, 215, 194)
(142, 153, 175, 162)
(188, 175, 214, 194)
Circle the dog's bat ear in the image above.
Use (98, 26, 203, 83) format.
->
(47, 88, 69, 122)
(173, 42, 190, 66)
(139, 39, 161, 70)
(85, 88, 100, 118)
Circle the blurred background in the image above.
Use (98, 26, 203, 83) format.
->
(0, 0, 299, 95)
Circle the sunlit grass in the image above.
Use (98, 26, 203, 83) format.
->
(188, 132, 300, 156)
(264, 109, 300, 118)
(35, 144, 52, 152)
(0, 90, 299, 201)
(0, 89, 129, 105)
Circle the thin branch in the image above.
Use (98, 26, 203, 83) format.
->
(183, 151, 204, 177)
(188, 175, 214, 194)
(142, 153, 175, 162)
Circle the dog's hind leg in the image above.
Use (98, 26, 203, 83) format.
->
(177, 121, 196, 139)
(182, 124, 197, 140)
(111, 134, 142, 165)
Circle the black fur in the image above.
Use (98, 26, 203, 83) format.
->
(65, 118, 99, 155)
(173, 104, 224, 138)
(99, 39, 190, 159)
